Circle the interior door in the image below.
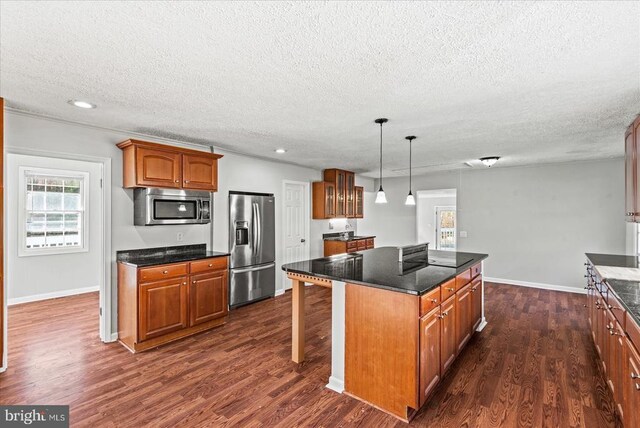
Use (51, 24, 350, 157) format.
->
(283, 182, 308, 290)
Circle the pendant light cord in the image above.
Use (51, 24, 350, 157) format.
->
(409, 138, 412, 191)
(379, 122, 383, 188)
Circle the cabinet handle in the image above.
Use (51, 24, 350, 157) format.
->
(193, 280, 197, 284)
(583, 304, 587, 308)
(636, 383, 640, 391)
(430, 299, 438, 304)
(447, 287, 455, 292)
(184, 180, 189, 184)
(183, 282, 187, 285)
(163, 270, 169, 274)
(208, 263, 213, 267)
(175, 180, 179, 183)
(631, 373, 640, 379)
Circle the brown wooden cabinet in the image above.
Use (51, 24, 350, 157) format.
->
(118, 256, 229, 352)
(312, 182, 336, 219)
(139, 276, 189, 341)
(324, 237, 375, 256)
(456, 283, 473, 353)
(625, 340, 640, 428)
(189, 270, 227, 326)
(440, 296, 457, 375)
(419, 306, 441, 406)
(354, 186, 364, 218)
(313, 168, 363, 219)
(470, 276, 482, 331)
(118, 139, 222, 191)
(624, 116, 640, 222)
(182, 154, 218, 191)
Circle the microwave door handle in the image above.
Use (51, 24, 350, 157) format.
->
(196, 199, 202, 222)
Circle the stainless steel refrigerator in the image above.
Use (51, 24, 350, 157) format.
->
(228, 191, 276, 308)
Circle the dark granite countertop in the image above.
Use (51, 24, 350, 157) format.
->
(117, 244, 229, 267)
(604, 279, 640, 327)
(322, 231, 376, 242)
(586, 253, 640, 268)
(282, 247, 488, 296)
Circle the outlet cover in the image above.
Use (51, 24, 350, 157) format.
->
(177, 232, 184, 242)
(459, 231, 468, 238)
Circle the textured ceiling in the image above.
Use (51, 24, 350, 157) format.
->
(1, 1, 639, 177)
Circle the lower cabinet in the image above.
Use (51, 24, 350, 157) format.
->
(139, 276, 189, 341)
(118, 256, 229, 352)
(323, 238, 375, 256)
(440, 294, 458, 375)
(190, 270, 228, 326)
(471, 276, 482, 331)
(625, 341, 640, 428)
(419, 307, 441, 406)
(456, 283, 473, 353)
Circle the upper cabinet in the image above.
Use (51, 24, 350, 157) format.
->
(625, 116, 640, 222)
(118, 139, 222, 191)
(312, 168, 362, 219)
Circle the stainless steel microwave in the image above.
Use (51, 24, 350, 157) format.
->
(133, 188, 211, 226)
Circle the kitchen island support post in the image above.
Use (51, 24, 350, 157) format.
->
(292, 279, 305, 363)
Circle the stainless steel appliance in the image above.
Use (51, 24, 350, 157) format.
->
(134, 188, 211, 226)
(229, 191, 276, 307)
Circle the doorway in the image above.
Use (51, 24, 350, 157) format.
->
(281, 181, 310, 292)
(6, 153, 107, 340)
(416, 189, 457, 251)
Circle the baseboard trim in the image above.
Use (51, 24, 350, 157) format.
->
(275, 289, 286, 297)
(108, 332, 119, 343)
(326, 376, 344, 393)
(484, 277, 586, 295)
(8, 286, 100, 306)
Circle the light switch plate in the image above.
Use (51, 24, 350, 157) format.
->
(459, 231, 468, 238)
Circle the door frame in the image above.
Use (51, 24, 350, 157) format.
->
(281, 180, 310, 293)
(5, 147, 113, 343)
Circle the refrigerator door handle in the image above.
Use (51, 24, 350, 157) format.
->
(251, 202, 259, 258)
(231, 262, 276, 274)
(256, 202, 262, 257)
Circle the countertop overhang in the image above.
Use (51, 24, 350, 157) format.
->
(282, 247, 488, 296)
(117, 244, 229, 267)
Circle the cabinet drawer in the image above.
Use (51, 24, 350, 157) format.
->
(366, 238, 375, 248)
(606, 290, 626, 329)
(471, 263, 482, 279)
(356, 240, 366, 250)
(455, 269, 472, 291)
(626, 312, 640, 352)
(420, 287, 441, 317)
(346, 241, 358, 251)
(441, 278, 457, 301)
(190, 257, 228, 274)
(139, 263, 188, 282)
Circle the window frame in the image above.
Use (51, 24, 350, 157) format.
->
(18, 166, 90, 257)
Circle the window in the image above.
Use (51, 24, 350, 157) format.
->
(19, 167, 89, 256)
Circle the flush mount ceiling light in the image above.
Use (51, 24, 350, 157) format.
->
(374, 118, 389, 204)
(68, 99, 96, 109)
(405, 136, 416, 206)
(479, 156, 500, 167)
(275, 148, 287, 154)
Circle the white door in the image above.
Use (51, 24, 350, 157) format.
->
(435, 206, 456, 251)
(7, 154, 103, 312)
(282, 181, 308, 291)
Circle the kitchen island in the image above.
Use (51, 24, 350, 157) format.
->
(282, 246, 488, 421)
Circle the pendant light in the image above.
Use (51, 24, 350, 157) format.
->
(374, 118, 388, 204)
(405, 136, 416, 206)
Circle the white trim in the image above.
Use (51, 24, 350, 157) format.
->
(281, 180, 311, 292)
(275, 289, 285, 297)
(484, 276, 586, 295)
(8, 285, 99, 306)
(326, 280, 345, 394)
(6, 147, 113, 344)
(110, 332, 118, 342)
(326, 376, 345, 394)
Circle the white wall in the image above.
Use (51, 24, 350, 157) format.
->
(4, 111, 374, 333)
(359, 159, 626, 290)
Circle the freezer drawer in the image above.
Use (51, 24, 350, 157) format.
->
(229, 262, 275, 308)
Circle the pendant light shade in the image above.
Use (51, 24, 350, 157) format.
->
(405, 136, 416, 206)
(374, 118, 388, 204)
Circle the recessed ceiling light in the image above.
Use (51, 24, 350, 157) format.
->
(275, 148, 286, 154)
(68, 99, 96, 109)
(479, 156, 500, 167)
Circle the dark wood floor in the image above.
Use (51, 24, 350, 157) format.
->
(0, 283, 617, 427)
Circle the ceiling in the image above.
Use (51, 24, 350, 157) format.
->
(1, 1, 638, 177)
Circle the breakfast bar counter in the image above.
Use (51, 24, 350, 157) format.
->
(282, 246, 488, 421)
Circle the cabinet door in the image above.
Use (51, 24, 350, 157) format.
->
(354, 186, 364, 218)
(625, 340, 640, 428)
(345, 172, 355, 217)
(325, 183, 336, 218)
(136, 147, 182, 188)
(470, 277, 482, 332)
(182, 154, 218, 191)
(190, 270, 228, 326)
(456, 283, 473, 353)
(336, 170, 346, 217)
(419, 307, 441, 406)
(139, 276, 188, 341)
(440, 297, 457, 374)
(626, 123, 636, 221)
